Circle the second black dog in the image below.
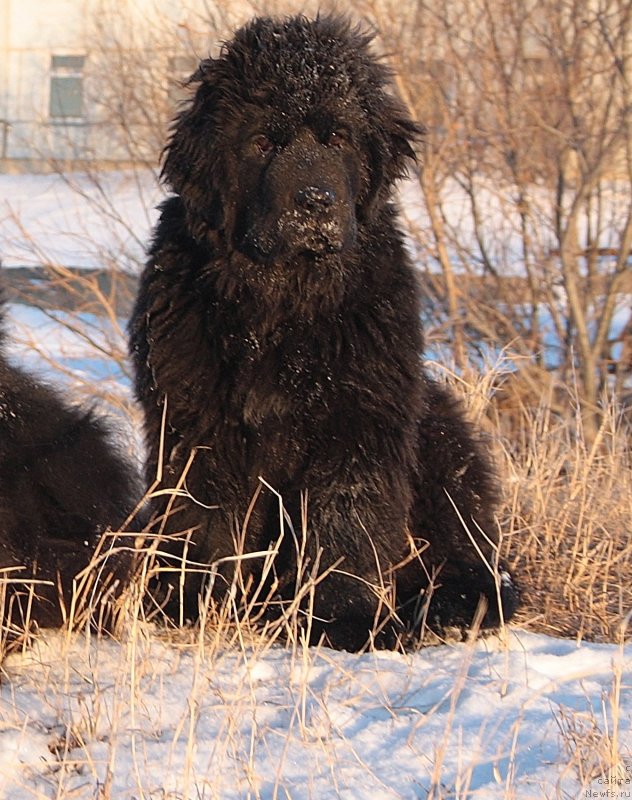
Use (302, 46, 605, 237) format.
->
(0, 293, 138, 635)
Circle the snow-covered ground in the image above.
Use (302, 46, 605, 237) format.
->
(0, 170, 161, 271)
(4, 302, 127, 384)
(1, 628, 630, 799)
(1, 170, 631, 798)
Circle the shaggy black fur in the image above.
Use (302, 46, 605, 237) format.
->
(130, 14, 518, 650)
(0, 293, 138, 633)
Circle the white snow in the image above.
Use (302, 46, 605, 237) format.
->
(0, 170, 161, 271)
(3, 301, 126, 379)
(5, 301, 119, 359)
(0, 629, 630, 798)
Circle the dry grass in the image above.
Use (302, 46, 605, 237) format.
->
(428, 356, 632, 645)
(498, 391, 632, 643)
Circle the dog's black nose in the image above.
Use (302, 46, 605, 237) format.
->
(296, 186, 336, 211)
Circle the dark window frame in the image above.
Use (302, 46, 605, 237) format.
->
(49, 54, 86, 122)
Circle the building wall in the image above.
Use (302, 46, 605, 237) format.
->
(1, 0, 90, 164)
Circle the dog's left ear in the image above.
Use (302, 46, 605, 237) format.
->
(161, 59, 226, 238)
(360, 96, 424, 221)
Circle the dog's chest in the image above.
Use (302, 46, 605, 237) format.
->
(229, 328, 332, 428)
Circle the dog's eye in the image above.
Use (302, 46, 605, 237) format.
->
(327, 129, 351, 148)
(252, 135, 275, 156)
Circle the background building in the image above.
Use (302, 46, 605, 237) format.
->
(0, 0, 215, 170)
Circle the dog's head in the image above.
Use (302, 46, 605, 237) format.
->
(162, 15, 422, 262)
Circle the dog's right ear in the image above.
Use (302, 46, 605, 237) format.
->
(160, 59, 225, 238)
(359, 94, 424, 222)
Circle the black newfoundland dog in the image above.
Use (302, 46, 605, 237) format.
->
(130, 14, 517, 650)
(0, 292, 137, 635)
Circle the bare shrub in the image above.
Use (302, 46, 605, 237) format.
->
(359, 0, 632, 437)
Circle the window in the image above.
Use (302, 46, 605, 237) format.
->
(49, 55, 85, 120)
